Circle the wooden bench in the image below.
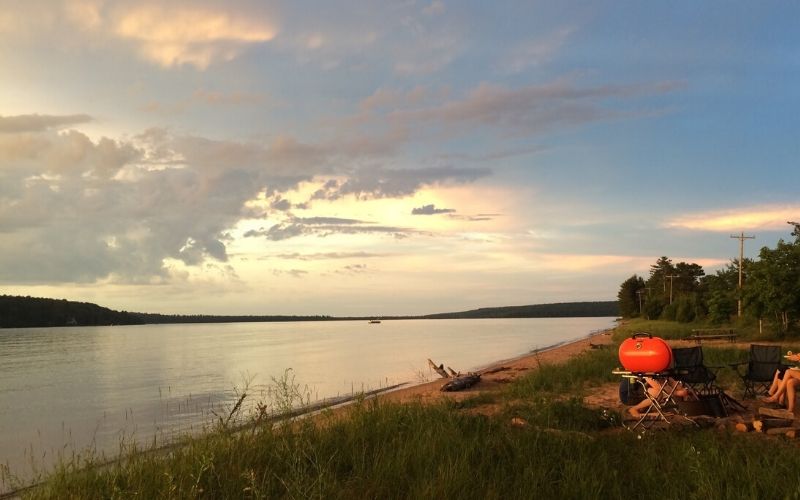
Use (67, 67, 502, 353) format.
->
(690, 329, 737, 344)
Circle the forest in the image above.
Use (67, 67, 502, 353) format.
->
(617, 221, 800, 333)
(0, 296, 335, 328)
(422, 301, 619, 319)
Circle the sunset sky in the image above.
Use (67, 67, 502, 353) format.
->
(1, 1, 798, 316)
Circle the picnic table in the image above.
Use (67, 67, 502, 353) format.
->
(690, 328, 737, 344)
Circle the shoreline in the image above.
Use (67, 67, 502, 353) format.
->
(373, 327, 615, 406)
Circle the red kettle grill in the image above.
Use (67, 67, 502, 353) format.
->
(618, 332, 673, 373)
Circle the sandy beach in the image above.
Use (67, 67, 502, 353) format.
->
(375, 328, 617, 409)
(369, 330, 774, 420)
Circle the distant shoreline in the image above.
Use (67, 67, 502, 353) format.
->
(0, 295, 619, 329)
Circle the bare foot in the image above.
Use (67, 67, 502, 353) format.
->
(628, 408, 642, 418)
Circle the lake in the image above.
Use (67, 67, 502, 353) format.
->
(0, 317, 614, 484)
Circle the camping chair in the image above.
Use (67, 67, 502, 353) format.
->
(670, 346, 719, 395)
(670, 346, 745, 416)
(730, 344, 789, 398)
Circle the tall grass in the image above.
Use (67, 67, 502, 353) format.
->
(24, 396, 800, 499)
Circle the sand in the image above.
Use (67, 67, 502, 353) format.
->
(374, 328, 618, 410)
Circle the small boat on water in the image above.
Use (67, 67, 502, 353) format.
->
(369, 319, 381, 324)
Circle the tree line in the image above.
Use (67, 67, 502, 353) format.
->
(0, 295, 618, 328)
(422, 301, 619, 319)
(617, 221, 800, 333)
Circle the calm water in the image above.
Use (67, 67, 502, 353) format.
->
(0, 317, 613, 481)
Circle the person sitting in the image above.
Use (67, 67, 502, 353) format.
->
(628, 377, 693, 418)
(761, 352, 800, 411)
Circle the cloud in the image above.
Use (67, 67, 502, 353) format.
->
(270, 197, 292, 211)
(312, 166, 491, 201)
(293, 216, 366, 225)
(412, 204, 456, 215)
(335, 264, 369, 275)
(272, 268, 308, 278)
(0, 114, 93, 133)
(448, 214, 494, 222)
(113, 4, 277, 69)
(271, 251, 387, 261)
(665, 204, 800, 232)
(0, 104, 492, 283)
(0, 126, 321, 283)
(390, 79, 684, 136)
(243, 212, 424, 242)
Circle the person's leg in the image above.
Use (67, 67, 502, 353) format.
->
(763, 371, 797, 403)
(628, 397, 652, 417)
(787, 378, 799, 413)
(768, 369, 782, 396)
(628, 380, 663, 417)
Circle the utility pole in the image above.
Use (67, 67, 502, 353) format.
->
(730, 232, 755, 318)
(636, 287, 652, 317)
(636, 289, 645, 315)
(666, 274, 678, 305)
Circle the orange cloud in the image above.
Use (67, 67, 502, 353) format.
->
(114, 5, 277, 69)
(666, 204, 800, 232)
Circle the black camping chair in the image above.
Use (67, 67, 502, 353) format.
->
(671, 346, 745, 416)
(730, 344, 789, 398)
(670, 346, 720, 395)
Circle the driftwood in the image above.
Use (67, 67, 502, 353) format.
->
(428, 357, 480, 391)
(441, 373, 481, 392)
(427, 358, 450, 378)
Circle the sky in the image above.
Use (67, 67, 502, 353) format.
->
(1, 1, 799, 316)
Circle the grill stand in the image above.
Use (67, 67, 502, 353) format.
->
(614, 370, 699, 433)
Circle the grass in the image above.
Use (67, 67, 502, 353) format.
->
(14, 324, 800, 499)
(615, 317, 800, 343)
(21, 381, 800, 499)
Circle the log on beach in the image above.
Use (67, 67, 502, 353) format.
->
(441, 373, 481, 392)
(427, 358, 450, 379)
